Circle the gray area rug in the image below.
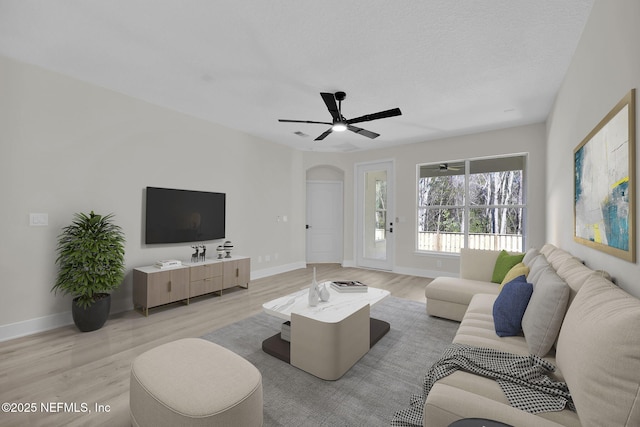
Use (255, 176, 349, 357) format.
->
(201, 296, 458, 426)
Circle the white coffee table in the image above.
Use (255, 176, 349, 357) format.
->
(262, 282, 390, 380)
(263, 282, 390, 322)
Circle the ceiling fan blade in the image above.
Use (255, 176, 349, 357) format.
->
(347, 108, 402, 125)
(278, 119, 332, 125)
(320, 92, 341, 121)
(347, 124, 379, 139)
(434, 163, 464, 171)
(315, 128, 333, 141)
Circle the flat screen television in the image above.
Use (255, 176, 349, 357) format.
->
(145, 187, 226, 244)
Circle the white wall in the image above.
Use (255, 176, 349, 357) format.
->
(0, 55, 306, 339)
(546, 0, 640, 297)
(304, 122, 547, 277)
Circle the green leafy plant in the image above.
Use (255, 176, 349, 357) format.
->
(53, 211, 126, 308)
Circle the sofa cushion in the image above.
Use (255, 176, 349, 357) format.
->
(521, 268, 569, 357)
(491, 250, 525, 283)
(425, 277, 500, 306)
(500, 262, 529, 289)
(527, 254, 550, 285)
(555, 257, 612, 306)
(493, 276, 533, 337)
(425, 277, 500, 321)
(556, 276, 640, 427)
(540, 243, 581, 270)
(425, 374, 581, 427)
(522, 248, 539, 266)
(453, 293, 531, 356)
(539, 243, 557, 258)
(460, 248, 503, 281)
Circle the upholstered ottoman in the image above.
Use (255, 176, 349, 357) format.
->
(130, 338, 263, 427)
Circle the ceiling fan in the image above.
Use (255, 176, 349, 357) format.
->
(423, 163, 463, 172)
(438, 163, 462, 171)
(278, 91, 402, 141)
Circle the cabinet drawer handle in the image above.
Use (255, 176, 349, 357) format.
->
(236, 268, 239, 278)
(168, 281, 172, 292)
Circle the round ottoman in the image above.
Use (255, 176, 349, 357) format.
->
(130, 338, 263, 427)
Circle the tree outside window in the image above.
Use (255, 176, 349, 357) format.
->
(375, 179, 386, 241)
(417, 156, 525, 253)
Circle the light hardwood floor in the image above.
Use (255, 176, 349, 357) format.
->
(0, 264, 431, 427)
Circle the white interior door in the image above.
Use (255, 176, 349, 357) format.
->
(356, 161, 394, 270)
(306, 181, 343, 263)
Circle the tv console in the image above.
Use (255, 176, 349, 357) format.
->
(133, 256, 250, 316)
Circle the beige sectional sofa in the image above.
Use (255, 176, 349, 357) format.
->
(423, 244, 640, 427)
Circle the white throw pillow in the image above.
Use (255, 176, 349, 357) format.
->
(556, 275, 640, 427)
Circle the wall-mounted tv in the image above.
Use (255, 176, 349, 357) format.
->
(145, 187, 226, 244)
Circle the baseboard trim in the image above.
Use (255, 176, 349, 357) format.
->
(0, 311, 73, 343)
(393, 266, 457, 279)
(339, 262, 456, 279)
(250, 261, 307, 281)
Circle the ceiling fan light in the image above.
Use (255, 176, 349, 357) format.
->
(332, 122, 347, 132)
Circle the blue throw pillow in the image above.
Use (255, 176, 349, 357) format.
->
(493, 275, 533, 337)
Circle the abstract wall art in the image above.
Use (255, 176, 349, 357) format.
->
(574, 89, 636, 262)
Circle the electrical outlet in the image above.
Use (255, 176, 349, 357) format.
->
(258, 255, 262, 263)
(436, 260, 443, 268)
(265, 255, 271, 262)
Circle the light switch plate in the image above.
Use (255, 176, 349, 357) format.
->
(29, 213, 48, 226)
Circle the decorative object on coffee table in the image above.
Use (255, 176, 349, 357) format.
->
(308, 267, 320, 307)
(331, 280, 368, 293)
(319, 282, 330, 302)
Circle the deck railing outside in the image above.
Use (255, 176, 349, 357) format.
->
(418, 232, 522, 253)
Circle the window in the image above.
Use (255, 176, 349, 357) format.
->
(417, 155, 526, 253)
(375, 179, 387, 241)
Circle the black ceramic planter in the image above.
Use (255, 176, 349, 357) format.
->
(72, 294, 111, 332)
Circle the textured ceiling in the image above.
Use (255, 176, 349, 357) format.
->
(0, 1, 594, 152)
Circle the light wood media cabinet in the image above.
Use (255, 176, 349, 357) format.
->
(133, 256, 250, 316)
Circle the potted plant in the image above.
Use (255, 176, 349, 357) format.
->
(52, 211, 126, 332)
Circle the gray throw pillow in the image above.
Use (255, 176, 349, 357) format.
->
(522, 248, 539, 266)
(527, 254, 550, 285)
(521, 268, 570, 356)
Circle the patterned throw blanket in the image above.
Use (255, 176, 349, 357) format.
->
(390, 344, 575, 427)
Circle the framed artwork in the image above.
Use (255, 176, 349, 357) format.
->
(574, 89, 636, 262)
